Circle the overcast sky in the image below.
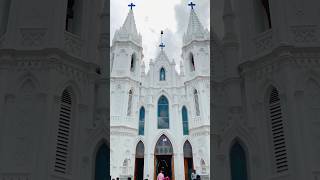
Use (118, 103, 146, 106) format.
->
(111, 0, 210, 71)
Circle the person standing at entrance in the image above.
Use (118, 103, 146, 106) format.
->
(191, 170, 197, 180)
(157, 169, 165, 180)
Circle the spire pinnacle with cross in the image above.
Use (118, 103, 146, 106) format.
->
(159, 30, 165, 51)
(128, 2, 136, 10)
(188, 2, 196, 10)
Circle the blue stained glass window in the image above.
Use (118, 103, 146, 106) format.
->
(158, 96, 169, 129)
(230, 142, 248, 180)
(160, 68, 166, 81)
(139, 107, 145, 135)
(182, 106, 189, 135)
(95, 144, 109, 180)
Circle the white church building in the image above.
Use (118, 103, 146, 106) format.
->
(110, 3, 210, 180)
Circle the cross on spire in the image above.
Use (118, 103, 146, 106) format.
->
(188, 2, 196, 9)
(159, 30, 165, 50)
(128, 2, 136, 10)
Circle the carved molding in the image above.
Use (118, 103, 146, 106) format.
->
(254, 30, 274, 54)
(291, 25, 318, 43)
(64, 31, 83, 58)
(20, 28, 47, 47)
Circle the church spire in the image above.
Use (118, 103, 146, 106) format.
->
(183, 1, 209, 46)
(112, 2, 142, 46)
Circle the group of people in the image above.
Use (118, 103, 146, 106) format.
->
(157, 169, 201, 180)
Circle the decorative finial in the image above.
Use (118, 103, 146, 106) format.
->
(128, 2, 136, 10)
(188, 2, 196, 10)
(159, 30, 165, 50)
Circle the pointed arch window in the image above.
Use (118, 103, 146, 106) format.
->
(268, 87, 288, 173)
(54, 89, 73, 174)
(127, 90, 133, 116)
(254, 0, 272, 33)
(95, 144, 109, 180)
(230, 142, 248, 180)
(160, 67, 166, 81)
(194, 89, 200, 116)
(182, 106, 189, 135)
(138, 107, 145, 135)
(158, 95, 169, 129)
(65, 0, 82, 35)
(130, 54, 136, 72)
(190, 53, 195, 71)
(0, 0, 11, 36)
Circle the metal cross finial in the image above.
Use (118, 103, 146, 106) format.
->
(159, 30, 165, 50)
(188, 2, 196, 9)
(128, 2, 135, 10)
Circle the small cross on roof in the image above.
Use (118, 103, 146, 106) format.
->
(128, 2, 135, 10)
(188, 2, 196, 9)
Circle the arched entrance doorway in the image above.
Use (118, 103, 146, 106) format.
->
(134, 141, 145, 180)
(183, 141, 193, 180)
(154, 135, 174, 180)
(94, 143, 109, 180)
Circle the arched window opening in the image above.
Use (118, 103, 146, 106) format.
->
(134, 141, 145, 179)
(182, 106, 189, 135)
(54, 89, 73, 174)
(254, 0, 272, 33)
(183, 141, 194, 179)
(0, 0, 11, 36)
(268, 87, 288, 173)
(127, 90, 133, 116)
(138, 107, 145, 135)
(261, 0, 271, 28)
(190, 53, 195, 71)
(154, 135, 173, 179)
(230, 142, 248, 180)
(130, 54, 136, 72)
(160, 67, 166, 81)
(95, 144, 109, 180)
(158, 96, 169, 129)
(65, 0, 82, 35)
(194, 90, 200, 116)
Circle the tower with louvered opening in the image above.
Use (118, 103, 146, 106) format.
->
(268, 87, 288, 173)
(54, 89, 73, 174)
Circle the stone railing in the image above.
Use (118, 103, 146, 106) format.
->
(64, 31, 83, 58)
(253, 29, 274, 55)
(111, 115, 136, 128)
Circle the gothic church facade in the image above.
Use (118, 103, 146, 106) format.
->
(110, 5, 210, 180)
